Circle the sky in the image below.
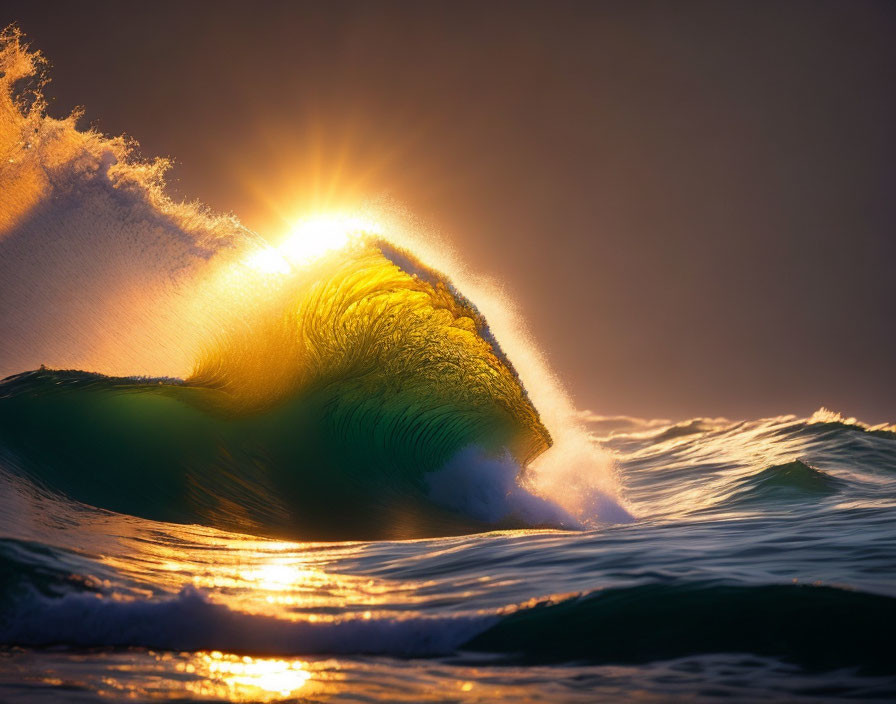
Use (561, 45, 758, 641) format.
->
(3, 0, 894, 422)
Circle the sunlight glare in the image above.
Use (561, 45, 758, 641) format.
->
(239, 562, 318, 590)
(245, 212, 383, 276)
(185, 652, 312, 701)
(280, 214, 382, 266)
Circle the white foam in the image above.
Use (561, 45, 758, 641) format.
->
(425, 447, 579, 527)
(427, 445, 633, 528)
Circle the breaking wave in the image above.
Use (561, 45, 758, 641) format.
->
(0, 28, 626, 538)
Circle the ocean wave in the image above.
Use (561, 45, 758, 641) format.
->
(600, 409, 896, 521)
(809, 407, 896, 435)
(2, 579, 893, 674)
(722, 459, 843, 505)
(466, 582, 896, 673)
(0, 29, 629, 539)
(0, 584, 495, 656)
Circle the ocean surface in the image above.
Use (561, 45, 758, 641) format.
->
(2, 27, 896, 702)
(1, 394, 895, 702)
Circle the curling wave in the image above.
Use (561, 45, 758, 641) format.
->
(0, 28, 635, 539)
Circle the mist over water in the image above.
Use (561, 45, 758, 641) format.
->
(2, 28, 895, 703)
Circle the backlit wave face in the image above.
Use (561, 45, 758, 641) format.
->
(190, 236, 551, 467)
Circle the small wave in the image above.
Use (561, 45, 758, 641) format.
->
(808, 407, 896, 436)
(0, 585, 495, 656)
(575, 412, 671, 439)
(724, 459, 843, 505)
(646, 418, 732, 443)
(582, 413, 734, 442)
(467, 582, 896, 674)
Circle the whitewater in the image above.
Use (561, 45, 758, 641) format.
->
(2, 28, 896, 702)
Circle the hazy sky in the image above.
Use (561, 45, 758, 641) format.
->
(4, 0, 895, 421)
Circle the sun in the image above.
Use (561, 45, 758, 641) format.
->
(246, 213, 383, 275)
(281, 214, 382, 264)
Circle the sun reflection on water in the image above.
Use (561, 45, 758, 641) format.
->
(5, 647, 629, 703)
(86, 524, 433, 625)
(181, 651, 314, 702)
